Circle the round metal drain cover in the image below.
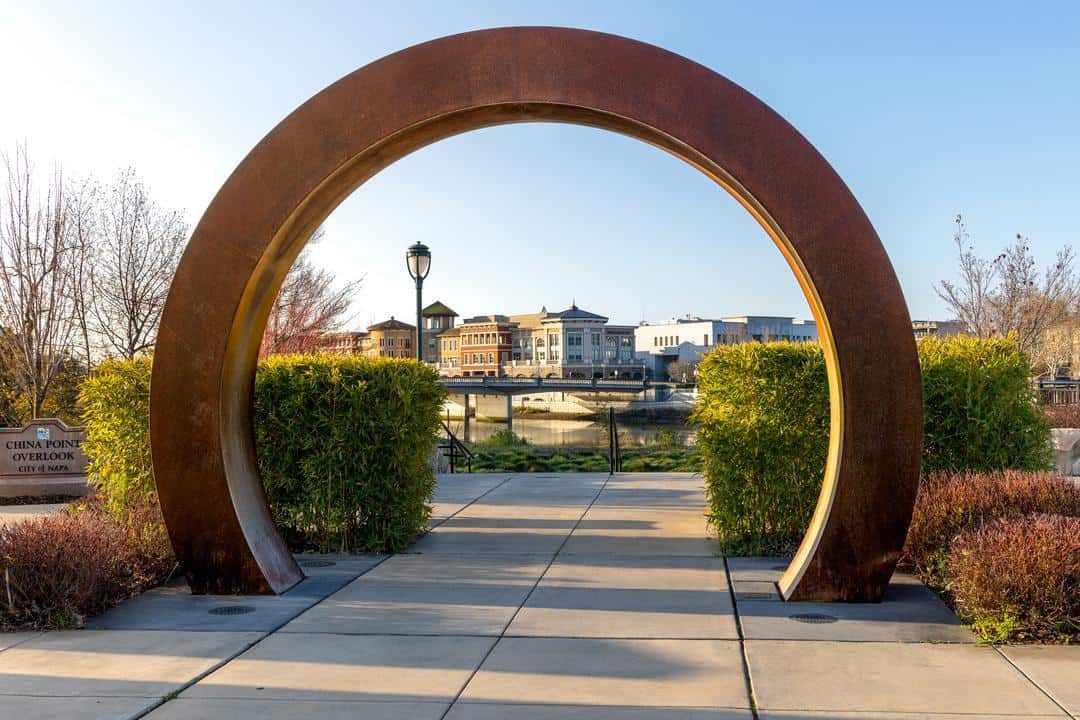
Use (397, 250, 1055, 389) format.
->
(209, 605, 256, 616)
(300, 559, 336, 568)
(738, 592, 775, 600)
(789, 612, 838, 624)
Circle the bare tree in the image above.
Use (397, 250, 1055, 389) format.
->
(935, 215, 1080, 355)
(67, 177, 98, 369)
(259, 229, 361, 357)
(1032, 316, 1080, 379)
(935, 215, 998, 338)
(667, 358, 697, 383)
(0, 145, 80, 417)
(91, 168, 186, 359)
(990, 237, 1078, 356)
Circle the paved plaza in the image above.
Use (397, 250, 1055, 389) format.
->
(0, 472, 1075, 719)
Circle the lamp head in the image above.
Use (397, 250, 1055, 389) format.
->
(406, 241, 431, 280)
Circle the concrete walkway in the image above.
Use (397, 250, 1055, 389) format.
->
(0, 472, 1076, 719)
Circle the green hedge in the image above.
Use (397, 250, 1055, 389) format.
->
(254, 355, 446, 552)
(920, 336, 1051, 473)
(80, 358, 155, 516)
(692, 336, 1052, 555)
(81, 355, 446, 553)
(691, 342, 829, 555)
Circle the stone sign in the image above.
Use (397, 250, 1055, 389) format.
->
(0, 419, 89, 497)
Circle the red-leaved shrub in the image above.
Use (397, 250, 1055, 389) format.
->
(0, 497, 174, 630)
(1044, 403, 1080, 429)
(902, 470, 1080, 588)
(948, 514, 1079, 643)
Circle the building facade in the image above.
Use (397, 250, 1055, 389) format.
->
(436, 304, 645, 379)
(365, 317, 415, 359)
(634, 315, 818, 379)
(421, 301, 458, 364)
(317, 331, 369, 355)
(912, 320, 966, 339)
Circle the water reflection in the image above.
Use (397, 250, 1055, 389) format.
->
(461, 417, 694, 448)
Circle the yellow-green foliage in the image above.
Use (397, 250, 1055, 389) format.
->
(692, 336, 1053, 555)
(691, 342, 829, 555)
(81, 355, 446, 553)
(254, 355, 447, 553)
(919, 335, 1051, 472)
(79, 358, 154, 516)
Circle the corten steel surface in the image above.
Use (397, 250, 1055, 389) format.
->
(150, 27, 922, 599)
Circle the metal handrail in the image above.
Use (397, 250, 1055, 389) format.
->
(608, 406, 623, 475)
(439, 420, 473, 474)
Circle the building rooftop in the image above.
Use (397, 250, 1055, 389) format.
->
(543, 303, 608, 322)
(422, 300, 458, 317)
(367, 317, 415, 332)
(462, 314, 512, 325)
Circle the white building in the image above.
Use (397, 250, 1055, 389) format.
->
(634, 315, 818, 379)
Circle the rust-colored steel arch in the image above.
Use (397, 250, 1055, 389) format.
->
(150, 27, 922, 601)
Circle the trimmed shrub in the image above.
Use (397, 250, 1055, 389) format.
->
(80, 358, 154, 515)
(0, 497, 174, 630)
(902, 470, 1080, 589)
(948, 514, 1079, 643)
(692, 336, 1056, 555)
(920, 335, 1051, 472)
(254, 355, 446, 553)
(691, 342, 829, 555)
(481, 429, 530, 448)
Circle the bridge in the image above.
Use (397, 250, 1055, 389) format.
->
(439, 376, 649, 396)
(438, 376, 649, 436)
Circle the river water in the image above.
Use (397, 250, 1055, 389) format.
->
(458, 417, 695, 448)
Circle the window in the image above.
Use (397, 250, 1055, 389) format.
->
(550, 349, 560, 361)
(536, 338, 545, 348)
(550, 333, 560, 346)
(592, 347, 601, 362)
(538, 351, 546, 361)
(592, 332, 601, 346)
(487, 352, 494, 364)
(567, 332, 583, 362)
(606, 337, 618, 347)
(605, 348, 617, 362)
(704, 334, 709, 346)
(501, 351, 509, 362)
(379, 338, 385, 347)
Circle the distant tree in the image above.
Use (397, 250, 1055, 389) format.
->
(1032, 318, 1078, 379)
(936, 214, 1080, 356)
(90, 168, 187, 359)
(259, 228, 361, 357)
(667, 358, 697, 384)
(0, 145, 81, 418)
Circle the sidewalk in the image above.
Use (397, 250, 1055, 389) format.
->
(0, 472, 1075, 719)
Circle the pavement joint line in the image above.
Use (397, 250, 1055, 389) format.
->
(0, 632, 43, 656)
(992, 645, 1075, 719)
(427, 473, 518, 530)
(435, 470, 613, 720)
(723, 554, 761, 720)
(128, 552, 396, 720)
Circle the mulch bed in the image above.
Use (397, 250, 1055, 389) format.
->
(0, 495, 82, 506)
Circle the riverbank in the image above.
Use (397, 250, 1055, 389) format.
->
(469, 444, 701, 473)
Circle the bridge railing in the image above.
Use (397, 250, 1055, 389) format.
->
(440, 376, 648, 390)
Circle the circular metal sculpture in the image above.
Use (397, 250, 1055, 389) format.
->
(150, 27, 922, 601)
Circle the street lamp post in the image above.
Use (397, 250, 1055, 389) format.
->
(405, 242, 431, 361)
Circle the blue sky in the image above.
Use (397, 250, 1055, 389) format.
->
(2, 1, 1078, 328)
